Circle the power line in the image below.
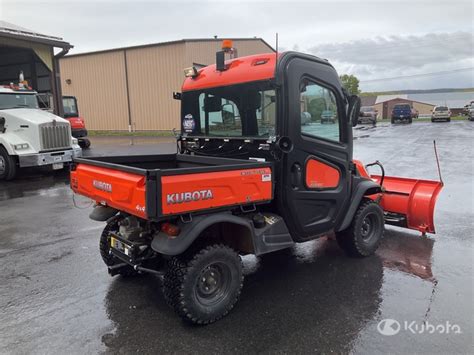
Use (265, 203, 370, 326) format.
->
(360, 67, 474, 83)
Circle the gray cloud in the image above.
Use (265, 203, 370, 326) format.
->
(2, 0, 473, 91)
(308, 32, 473, 69)
(306, 32, 474, 91)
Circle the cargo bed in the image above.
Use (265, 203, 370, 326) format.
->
(71, 154, 273, 220)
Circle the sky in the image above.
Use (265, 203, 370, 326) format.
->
(1, 0, 473, 92)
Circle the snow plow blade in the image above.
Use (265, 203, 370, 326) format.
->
(372, 175, 443, 234)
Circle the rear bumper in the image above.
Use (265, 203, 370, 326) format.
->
(18, 148, 82, 168)
(392, 114, 410, 119)
(72, 128, 88, 138)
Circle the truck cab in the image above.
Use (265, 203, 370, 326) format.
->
(0, 85, 81, 180)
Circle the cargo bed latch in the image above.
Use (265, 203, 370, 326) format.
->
(180, 213, 193, 224)
(240, 204, 256, 213)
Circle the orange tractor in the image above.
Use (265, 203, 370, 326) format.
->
(71, 41, 443, 324)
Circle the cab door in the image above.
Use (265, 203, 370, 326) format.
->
(277, 54, 352, 241)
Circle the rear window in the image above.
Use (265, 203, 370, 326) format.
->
(360, 106, 374, 112)
(394, 104, 410, 110)
(435, 106, 448, 111)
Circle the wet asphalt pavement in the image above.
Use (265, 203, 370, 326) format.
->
(0, 122, 472, 354)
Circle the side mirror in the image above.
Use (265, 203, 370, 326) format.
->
(0, 117, 5, 133)
(348, 95, 361, 127)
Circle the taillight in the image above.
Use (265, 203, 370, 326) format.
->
(161, 222, 180, 237)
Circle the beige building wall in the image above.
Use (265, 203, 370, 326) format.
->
(374, 99, 435, 119)
(60, 39, 273, 131)
(126, 43, 185, 130)
(412, 101, 435, 115)
(60, 51, 130, 130)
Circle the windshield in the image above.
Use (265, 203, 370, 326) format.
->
(360, 106, 374, 112)
(0, 93, 38, 110)
(435, 106, 448, 111)
(181, 81, 276, 138)
(63, 97, 78, 117)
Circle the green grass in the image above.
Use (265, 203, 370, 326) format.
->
(88, 130, 175, 137)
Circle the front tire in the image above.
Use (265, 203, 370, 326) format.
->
(0, 146, 17, 181)
(163, 244, 243, 325)
(336, 199, 384, 257)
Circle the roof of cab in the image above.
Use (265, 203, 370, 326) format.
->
(182, 53, 278, 92)
(0, 86, 36, 94)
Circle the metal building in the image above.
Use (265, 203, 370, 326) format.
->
(60, 38, 274, 131)
(0, 21, 72, 116)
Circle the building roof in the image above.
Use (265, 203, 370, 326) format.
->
(64, 38, 275, 58)
(375, 91, 474, 109)
(0, 20, 72, 49)
(375, 94, 408, 104)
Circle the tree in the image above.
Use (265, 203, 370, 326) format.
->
(339, 74, 361, 95)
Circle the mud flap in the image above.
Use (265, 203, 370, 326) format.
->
(372, 175, 443, 234)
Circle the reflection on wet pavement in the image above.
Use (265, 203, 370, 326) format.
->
(0, 122, 472, 354)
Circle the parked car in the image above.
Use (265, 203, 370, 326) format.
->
(321, 109, 336, 124)
(411, 108, 419, 119)
(431, 106, 451, 122)
(358, 106, 377, 125)
(391, 104, 412, 124)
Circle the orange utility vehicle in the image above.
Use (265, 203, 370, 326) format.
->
(63, 96, 91, 149)
(71, 42, 443, 324)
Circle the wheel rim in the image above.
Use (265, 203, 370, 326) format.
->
(360, 212, 377, 241)
(195, 262, 232, 306)
(0, 155, 6, 174)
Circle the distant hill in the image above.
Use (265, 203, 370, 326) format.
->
(360, 88, 474, 97)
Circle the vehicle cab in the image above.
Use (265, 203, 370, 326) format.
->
(178, 48, 364, 240)
(0, 83, 81, 180)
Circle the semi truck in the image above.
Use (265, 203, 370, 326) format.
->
(71, 42, 443, 324)
(0, 83, 82, 180)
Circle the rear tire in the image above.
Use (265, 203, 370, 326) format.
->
(336, 199, 384, 257)
(391, 118, 395, 124)
(163, 244, 243, 325)
(99, 219, 138, 277)
(408, 117, 412, 124)
(0, 146, 17, 181)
